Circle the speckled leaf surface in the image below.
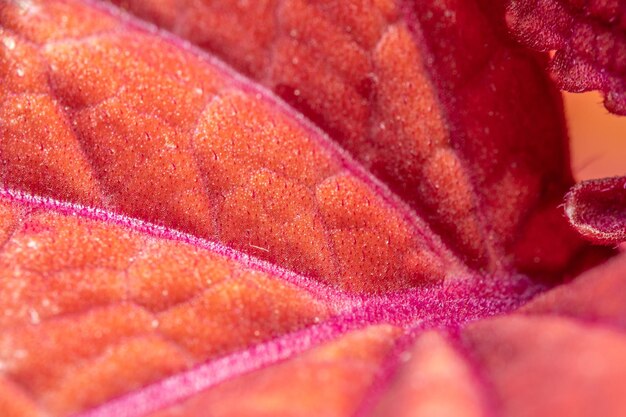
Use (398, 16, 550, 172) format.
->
(0, 0, 623, 417)
(109, 0, 581, 276)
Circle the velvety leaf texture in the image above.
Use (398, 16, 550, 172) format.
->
(0, 1, 623, 417)
(507, 0, 626, 115)
(565, 176, 626, 244)
(109, 0, 581, 276)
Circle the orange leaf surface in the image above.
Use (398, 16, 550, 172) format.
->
(110, 0, 582, 275)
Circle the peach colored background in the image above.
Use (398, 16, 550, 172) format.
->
(566, 92, 626, 181)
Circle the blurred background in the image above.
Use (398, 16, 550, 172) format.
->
(566, 91, 626, 181)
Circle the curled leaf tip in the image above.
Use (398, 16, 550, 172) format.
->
(565, 176, 626, 244)
(506, 0, 626, 115)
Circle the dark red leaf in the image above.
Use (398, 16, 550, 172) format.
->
(507, 0, 626, 115)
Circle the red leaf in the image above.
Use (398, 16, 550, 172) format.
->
(2, 0, 482, 293)
(0, 0, 621, 417)
(4, 0, 585, 278)
(507, 0, 626, 115)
